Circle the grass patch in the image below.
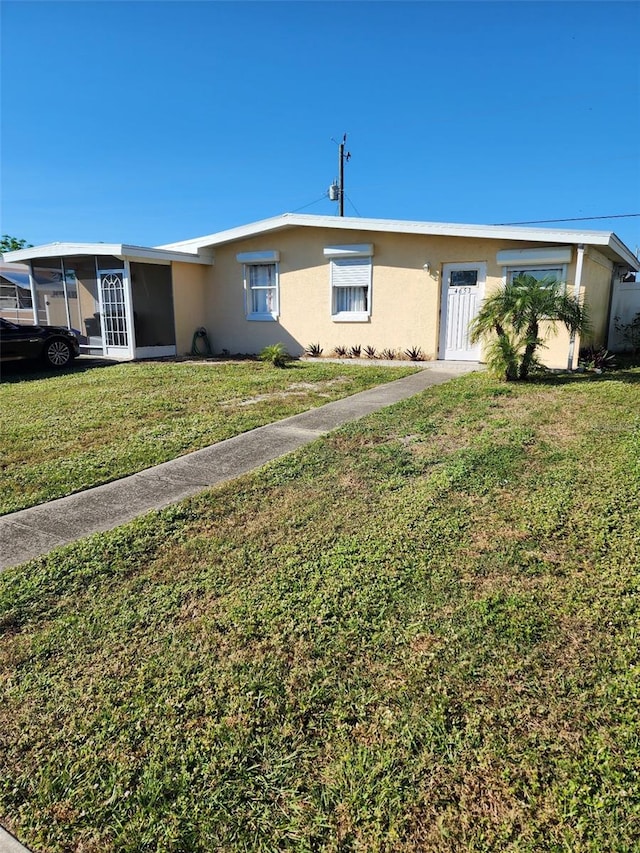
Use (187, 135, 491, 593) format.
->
(1, 368, 639, 851)
(0, 360, 416, 514)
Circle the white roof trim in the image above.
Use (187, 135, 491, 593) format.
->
(1, 242, 213, 265)
(156, 213, 638, 270)
(3, 214, 636, 271)
(609, 233, 639, 270)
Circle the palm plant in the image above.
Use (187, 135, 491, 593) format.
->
(259, 342, 291, 368)
(470, 274, 590, 380)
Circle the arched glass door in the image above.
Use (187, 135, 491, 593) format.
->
(98, 269, 130, 355)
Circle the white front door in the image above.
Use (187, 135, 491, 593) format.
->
(439, 262, 486, 361)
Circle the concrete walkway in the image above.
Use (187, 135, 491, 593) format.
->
(1, 364, 479, 853)
(0, 825, 34, 853)
(0, 363, 479, 572)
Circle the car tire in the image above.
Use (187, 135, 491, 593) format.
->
(43, 337, 74, 368)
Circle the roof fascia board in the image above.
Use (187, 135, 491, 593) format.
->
(3, 243, 124, 262)
(2, 243, 212, 265)
(156, 215, 295, 252)
(607, 234, 639, 270)
(292, 215, 622, 248)
(120, 245, 213, 265)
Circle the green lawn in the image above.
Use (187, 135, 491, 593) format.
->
(0, 359, 416, 515)
(1, 368, 639, 851)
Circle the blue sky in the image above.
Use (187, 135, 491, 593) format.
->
(1, 1, 639, 253)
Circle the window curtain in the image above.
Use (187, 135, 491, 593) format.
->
(335, 285, 367, 312)
(332, 257, 370, 313)
(249, 264, 275, 314)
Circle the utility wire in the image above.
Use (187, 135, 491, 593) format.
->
(494, 213, 640, 226)
(289, 193, 331, 214)
(287, 199, 638, 226)
(345, 194, 362, 218)
(287, 191, 364, 218)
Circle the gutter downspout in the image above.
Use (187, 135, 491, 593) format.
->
(567, 243, 584, 369)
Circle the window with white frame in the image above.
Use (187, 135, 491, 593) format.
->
(237, 251, 279, 320)
(506, 266, 565, 286)
(497, 247, 571, 291)
(324, 245, 373, 322)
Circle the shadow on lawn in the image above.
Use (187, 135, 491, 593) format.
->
(0, 356, 320, 384)
(530, 364, 640, 387)
(0, 357, 121, 384)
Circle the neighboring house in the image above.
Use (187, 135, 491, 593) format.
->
(2, 214, 639, 367)
(0, 263, 34, 323)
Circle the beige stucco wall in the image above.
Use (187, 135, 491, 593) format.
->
(173, 227, 598, 369)
(171, 262, 209, 355)
(206, 228, 449, 357)
(580, 250, 614, 348)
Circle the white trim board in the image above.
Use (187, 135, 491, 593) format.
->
(3, 243, 213, 266)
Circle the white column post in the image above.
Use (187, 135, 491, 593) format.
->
(567, 244, 585, 369)
(95, 258, 106, 356)
(28, 262, 37, 324)
(123, 259, 136, 359)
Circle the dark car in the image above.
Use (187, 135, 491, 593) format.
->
(0, 318, 80, 368)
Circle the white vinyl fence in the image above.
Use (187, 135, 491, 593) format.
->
(608, 277, 640, 351)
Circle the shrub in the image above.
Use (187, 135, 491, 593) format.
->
(350, 345, 362, 358)
(305, 343, 323, 357)
(380, 348, 397, 360)
(483, 332, 521, 381)
(470, 274, 589, 381)
(259, 343, 291, 368)
(333, 345, 348, 357)
(614, 312, 640, 354)
(579, 346, 616, 372)
(404, 346, 424, 361)
(364, 345, 377, 359)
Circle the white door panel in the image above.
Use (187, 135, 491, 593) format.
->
(439, 263, 486, 361)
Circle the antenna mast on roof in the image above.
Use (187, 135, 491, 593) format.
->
(329, 134, 351, 216)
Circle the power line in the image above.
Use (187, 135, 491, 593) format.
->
(345, 194, 362, 218)
(287, 199, 639, 226)
(494, 213, 640, 226)
(289, 193, 331, 214)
